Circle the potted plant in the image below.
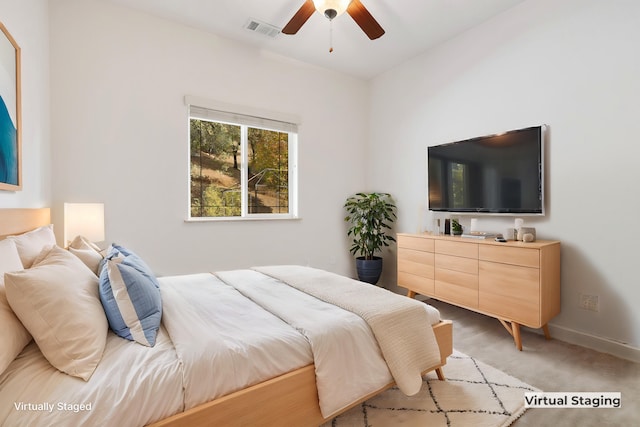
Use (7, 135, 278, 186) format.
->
(451, 218, 463, 235)
(344, 192, 397, 285)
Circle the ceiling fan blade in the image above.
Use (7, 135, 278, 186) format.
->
(282, 0, 316, 35)
(347, 0, 385, 40)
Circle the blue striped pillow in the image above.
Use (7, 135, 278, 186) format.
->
(98, 245, 162, 347)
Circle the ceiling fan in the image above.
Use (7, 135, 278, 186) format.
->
(282, 0, 385, 40)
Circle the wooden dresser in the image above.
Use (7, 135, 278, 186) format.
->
(398, 233, 561, 350)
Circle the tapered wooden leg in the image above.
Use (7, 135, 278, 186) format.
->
(407, 290, 416, 299)
(498, 319, 551, 350)
(435, 367, 445, 381)
(512, 322, 522, 351)
(498, 319, 513, 336)
(542, 324, 551, 340)
(498, 319, 523, 351)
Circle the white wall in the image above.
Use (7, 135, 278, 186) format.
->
(368, 0, 640, 358)
(44, 0, 640, 359)
(0, 0, 50, 208)
(49, 0, 368, 277)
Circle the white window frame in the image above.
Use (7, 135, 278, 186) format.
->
(186, 96, 299, 221)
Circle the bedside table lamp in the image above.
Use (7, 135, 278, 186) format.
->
(64, 203, 105, 247)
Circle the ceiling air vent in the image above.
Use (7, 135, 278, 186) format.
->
(244, 19, 281, 38)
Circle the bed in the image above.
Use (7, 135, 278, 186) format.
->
(0, 208, 453, 427)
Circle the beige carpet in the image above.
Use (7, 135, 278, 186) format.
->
(324, 350, 539, 427)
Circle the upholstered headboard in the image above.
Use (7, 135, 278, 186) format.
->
(0, 208, 51, 239)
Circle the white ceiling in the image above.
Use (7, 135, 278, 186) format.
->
(104, 0, 527, 79)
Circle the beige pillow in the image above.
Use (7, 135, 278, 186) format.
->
(4, 245, 108, 381)
(68, 235, 104, 275)
(0, 238, 24, 274)
(0, 239, 31, 375)
(6, 224, 56, 268)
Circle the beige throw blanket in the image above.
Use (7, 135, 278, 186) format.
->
(253, 265, 442, 396)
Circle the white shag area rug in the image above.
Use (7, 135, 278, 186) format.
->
(324, 350, 540, 427)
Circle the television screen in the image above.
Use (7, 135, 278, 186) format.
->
(428, 125, 545, 215)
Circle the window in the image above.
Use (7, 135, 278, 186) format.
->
(188, 100, 298, 220)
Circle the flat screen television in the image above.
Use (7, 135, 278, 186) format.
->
(428, 125, 545, 215)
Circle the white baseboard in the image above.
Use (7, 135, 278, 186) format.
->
(546, 324, 640, 363)
(411, 294, 640, 363)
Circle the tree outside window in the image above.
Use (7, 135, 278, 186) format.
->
(189, 110, 297, 220)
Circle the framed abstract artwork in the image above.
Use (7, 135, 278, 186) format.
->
(0, 22, 21, 191)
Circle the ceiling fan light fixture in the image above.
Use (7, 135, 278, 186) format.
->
(313, 0, 352, 20)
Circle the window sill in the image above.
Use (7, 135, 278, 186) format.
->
(185, 215, 301, 223)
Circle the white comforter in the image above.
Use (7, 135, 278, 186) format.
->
(0, 327, 183, 427)
(214, 269, 394, 416)
(0, 267, 442, 425)
(159, 273, 314, 410)
(252, 265, 443, 396)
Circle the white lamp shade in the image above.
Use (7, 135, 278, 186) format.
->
(313, 0, 352, 18)
(64, 203, 105, 244)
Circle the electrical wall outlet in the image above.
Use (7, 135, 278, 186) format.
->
(579, 294, 599, 312)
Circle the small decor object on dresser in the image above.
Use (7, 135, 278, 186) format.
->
(517, 227, 536, 241)
(344, 192, 397, 285)
(451, 218, 463, 235)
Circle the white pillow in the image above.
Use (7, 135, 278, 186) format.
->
(0, 238, 23, 274)
(68, 235, 104, 275)
(6, 224, 56, 268)
(4, 245, 108, 381)
(0, 239, 31, 375)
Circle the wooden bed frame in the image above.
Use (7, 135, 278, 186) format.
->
(149, 320, 452, 427)
(1, 208, 454, 427)
(0, 207, 51, 239)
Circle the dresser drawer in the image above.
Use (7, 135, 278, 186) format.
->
(435, 280, 478, 309)
(436, 253, 478, 275)
(398, 235, 434, 252)
(398, 248, 434, 278)
(479, 261, 539, 298)
(479, 292, 540, 327)
(435, 240, 478, 259)
(399, 247, 434, 268)
(479, 260, 540, 326)
(435, 267, 478, 291)
(479, 245, 539, 268)
(398, 272, 434, 296)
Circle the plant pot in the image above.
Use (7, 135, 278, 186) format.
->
(356, 256, 383, 285)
